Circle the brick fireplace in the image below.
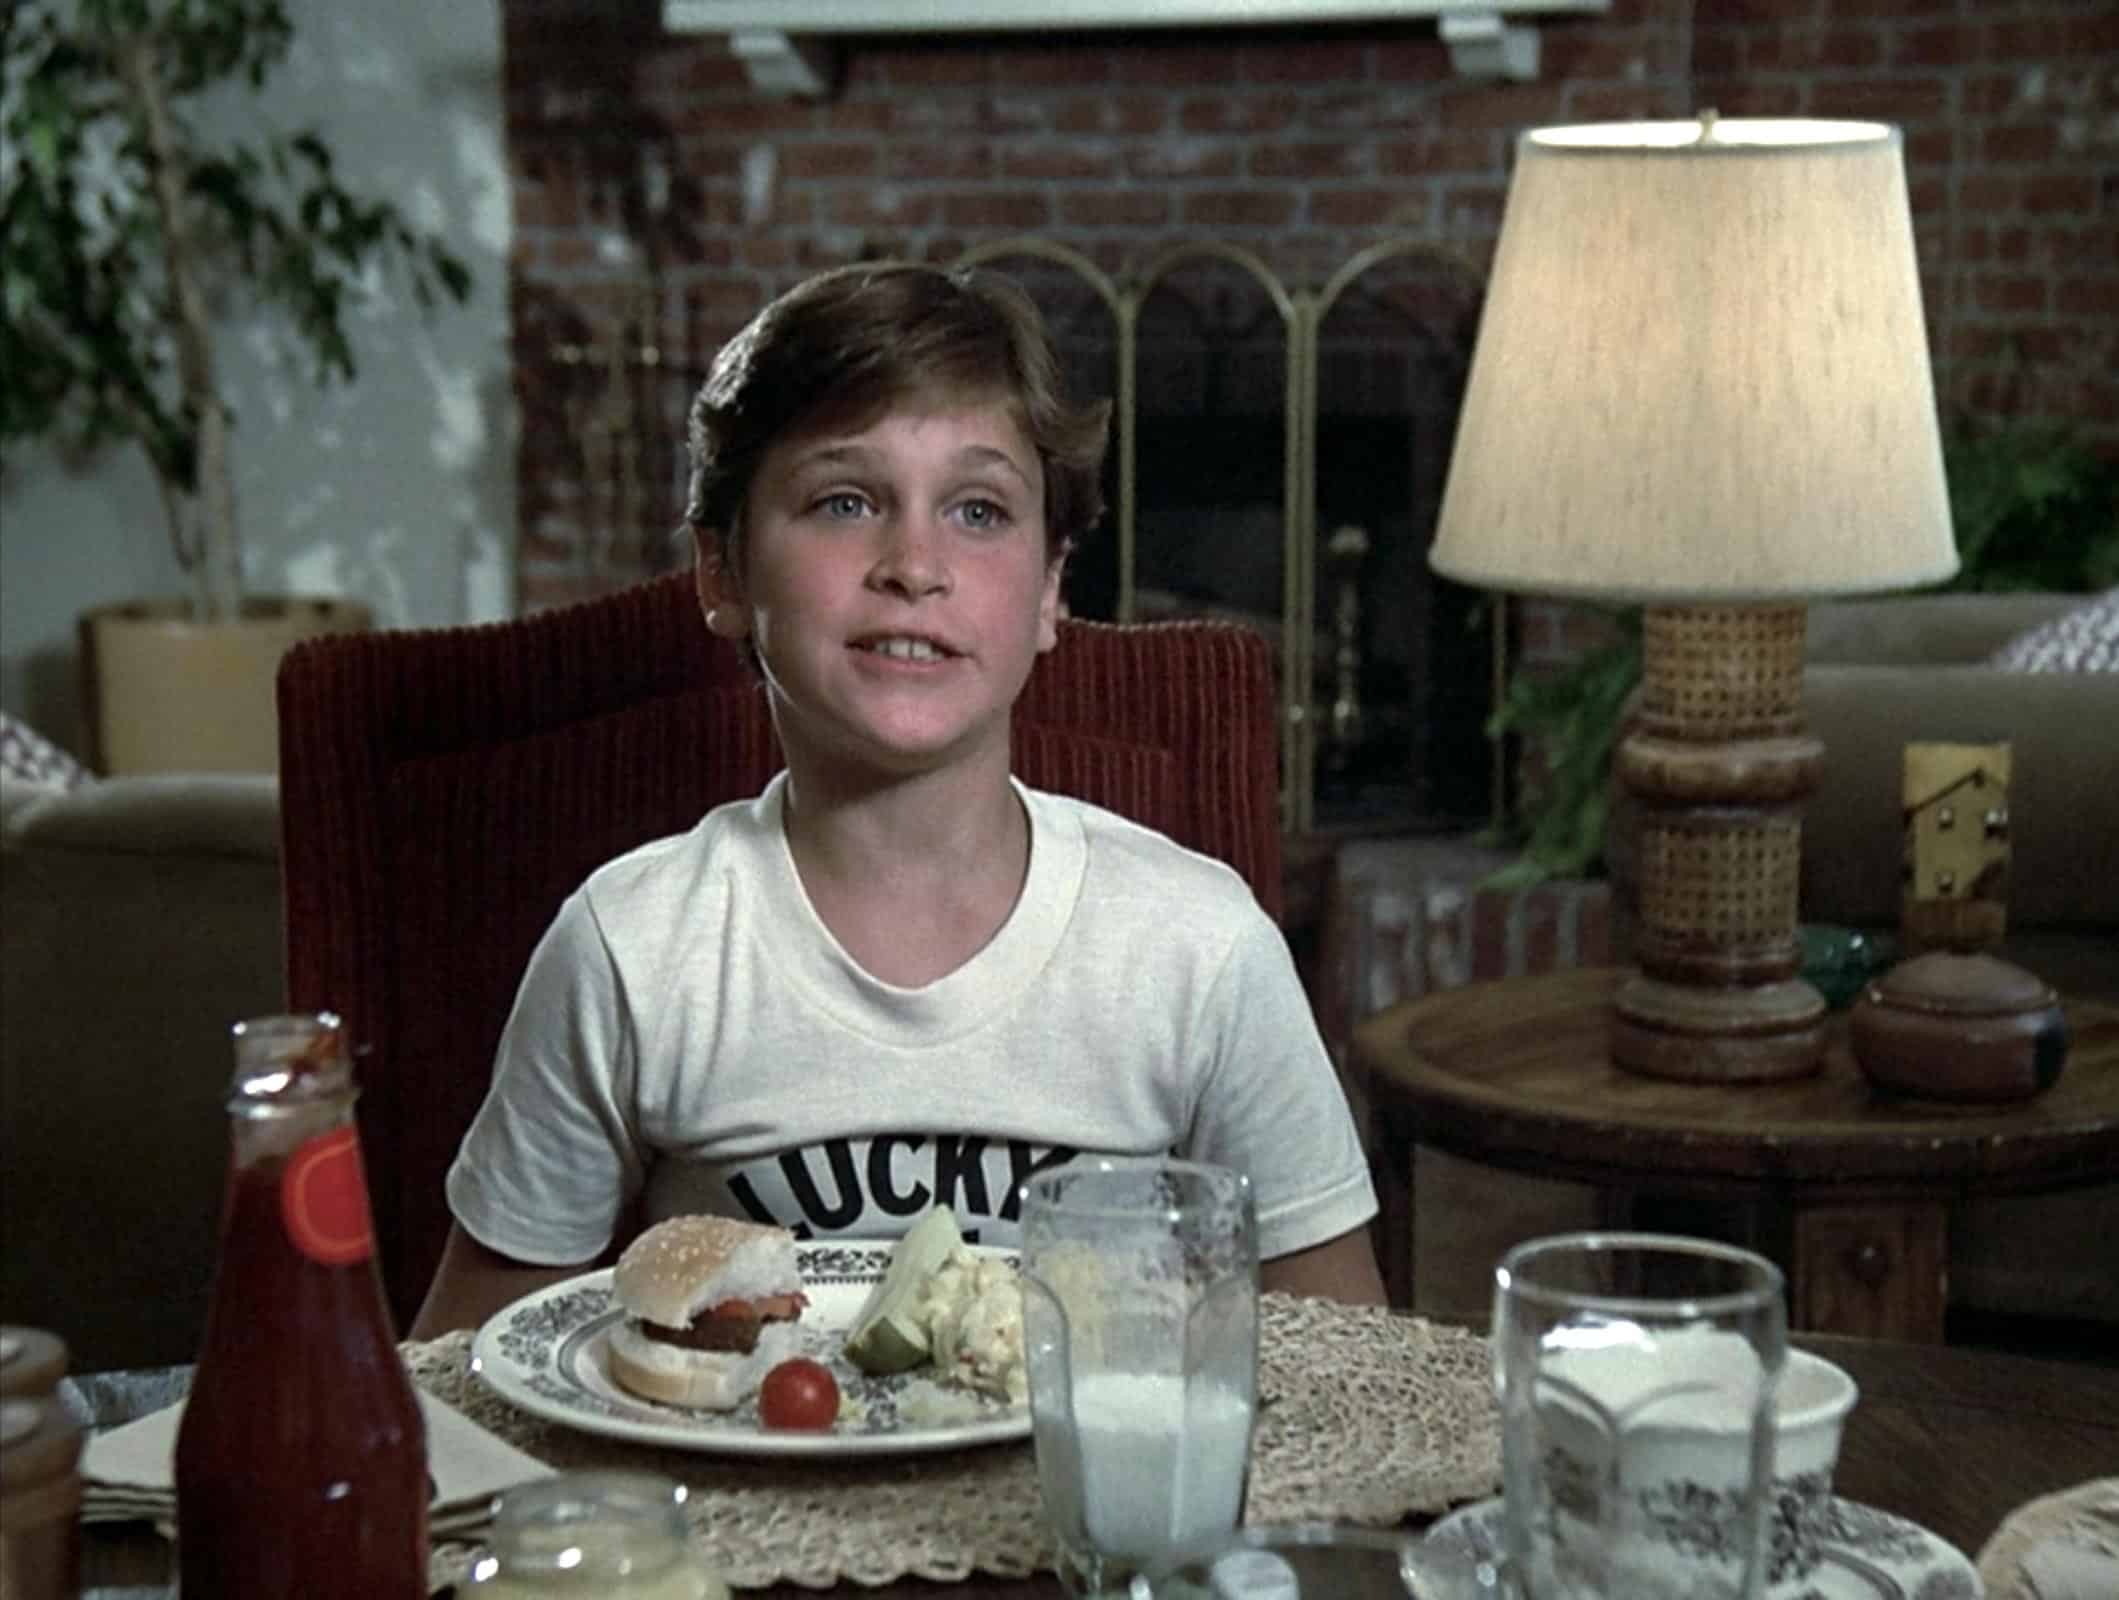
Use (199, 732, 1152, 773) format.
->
(499, 0, 2117, 819)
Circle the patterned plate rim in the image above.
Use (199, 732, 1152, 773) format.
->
(469, 1240, 1031, 1459)
(1424, 1494, 1983, 1600)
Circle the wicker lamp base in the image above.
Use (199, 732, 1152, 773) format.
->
(1609, 603, 1829, 1083)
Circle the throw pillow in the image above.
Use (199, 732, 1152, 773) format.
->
(0, 713, 93, 789)
(1988, 588, 2119, 673)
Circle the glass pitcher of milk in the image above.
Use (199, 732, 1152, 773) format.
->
(1019, 1159, 1259, 1599)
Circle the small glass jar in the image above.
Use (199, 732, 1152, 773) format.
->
(463, 1471, 729, 1599)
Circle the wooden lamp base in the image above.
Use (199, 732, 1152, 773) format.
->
(1609, 604, 1828, 1083)
(1614, 971, 1826, 1083)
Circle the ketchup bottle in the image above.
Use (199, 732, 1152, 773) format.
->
(175, 1013, 427, 1597)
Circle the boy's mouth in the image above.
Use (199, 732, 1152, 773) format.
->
(853, 634, 956, 662)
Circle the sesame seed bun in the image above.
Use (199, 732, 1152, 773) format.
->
(610, 1215, 802, 1330)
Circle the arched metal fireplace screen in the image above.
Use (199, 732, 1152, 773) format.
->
(958, 234, 1503, 836)
(547, 233, 1504, 837)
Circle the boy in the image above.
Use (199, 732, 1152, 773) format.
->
(411, 263, 1382, 1336)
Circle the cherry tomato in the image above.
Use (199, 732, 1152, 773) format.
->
(758, 1357, 839, 1430)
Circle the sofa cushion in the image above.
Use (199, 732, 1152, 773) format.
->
(1802, 666, 2119, 934)
(1806, 593, 2081, 666)
(1989, 586, 2119, 673)
(1, 772, 285, 1371)
(2, 771, 281, 857)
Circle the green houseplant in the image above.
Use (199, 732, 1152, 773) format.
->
(1487, 421, 2119, 886)
(1939, 421, 2119, 595)
(1, 0, 469, 767)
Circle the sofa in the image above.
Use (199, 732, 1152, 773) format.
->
(1, 772, 283, 1372)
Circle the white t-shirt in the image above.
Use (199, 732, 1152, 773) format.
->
(446, 774, 1375, 1263)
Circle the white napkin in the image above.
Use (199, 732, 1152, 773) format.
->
(81, 1389, 554, 1538)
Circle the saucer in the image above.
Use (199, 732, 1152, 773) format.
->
(1424, 1494, 1983, 1599)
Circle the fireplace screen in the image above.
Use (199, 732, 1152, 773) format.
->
(958, 235, 1502, 835)
(542, 235, 1503, 837)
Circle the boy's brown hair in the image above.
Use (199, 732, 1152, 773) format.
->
(682, 262, 1109, 572)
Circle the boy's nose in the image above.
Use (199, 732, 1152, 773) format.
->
(867, 515, 951, 597)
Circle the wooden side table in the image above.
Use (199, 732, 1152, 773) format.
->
(1354, 967, 2119, 1341)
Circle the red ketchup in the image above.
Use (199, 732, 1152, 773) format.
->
(175, 1013, 427, 1597)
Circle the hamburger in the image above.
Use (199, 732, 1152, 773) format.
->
(606, 1216, 809, 1410)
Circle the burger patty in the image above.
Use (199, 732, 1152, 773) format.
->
(640, 1292, 808, 1355)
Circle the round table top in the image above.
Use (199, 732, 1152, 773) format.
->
(1352, 966, 2119, 1194)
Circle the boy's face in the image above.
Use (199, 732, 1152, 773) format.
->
(697, 399, 1062, 783)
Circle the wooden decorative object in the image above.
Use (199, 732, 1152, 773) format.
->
(1851, 950, 2067, 1103)
(1609, 604, 1828, 1083)
(1857, 741, 2067, 1102)
(1900, 741, 2012, 955)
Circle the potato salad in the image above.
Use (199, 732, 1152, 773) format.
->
(914, 1247, 1028, 1405)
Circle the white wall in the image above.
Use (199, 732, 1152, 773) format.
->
(0, 0, 516, 756)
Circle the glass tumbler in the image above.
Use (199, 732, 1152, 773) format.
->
(1491, 1232, 1788, 1600)
(1019, 1158, 1260, 1598)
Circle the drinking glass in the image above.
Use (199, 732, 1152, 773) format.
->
(1019, 1158, 1259, 1598)
(1491, 1232, 1787, 1600)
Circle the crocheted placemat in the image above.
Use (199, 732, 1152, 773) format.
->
(408, 1295, 1498, 1589)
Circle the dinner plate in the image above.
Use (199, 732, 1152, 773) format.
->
(470, 1240, 1029, 1459)
(1423, 1494, 1983, 1600)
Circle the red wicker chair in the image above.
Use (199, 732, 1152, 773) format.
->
(277, 571, 1282, 1328)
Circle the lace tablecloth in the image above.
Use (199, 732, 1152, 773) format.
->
(408, 1295, 1499, 1590)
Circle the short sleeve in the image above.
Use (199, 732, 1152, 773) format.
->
(1184, 913, 1377, 1261)
(444, 891, 651, 1265)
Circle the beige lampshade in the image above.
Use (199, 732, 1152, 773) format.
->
(1431, 117, 1958, 603)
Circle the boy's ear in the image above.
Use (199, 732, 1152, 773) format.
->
(1035, 542, 1068, 654)
(692, 528, 750, 639)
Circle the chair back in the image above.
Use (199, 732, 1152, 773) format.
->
(278, 571, 1282, 1328)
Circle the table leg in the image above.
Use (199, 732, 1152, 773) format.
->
(1787, 1202, 1948, 1342)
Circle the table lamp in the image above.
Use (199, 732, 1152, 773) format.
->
(1431, 116, 1958, 1083)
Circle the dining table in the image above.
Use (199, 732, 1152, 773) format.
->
(67, 1306, 2119, 1600)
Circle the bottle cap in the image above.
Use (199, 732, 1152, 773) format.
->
(228, 1012, 353, 1104)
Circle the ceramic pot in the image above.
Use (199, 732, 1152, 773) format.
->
(78, 596, 372, 775)
(1849, 950, 2068, 1102)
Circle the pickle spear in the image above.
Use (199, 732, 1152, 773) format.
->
(843, 1207, 965, 1374)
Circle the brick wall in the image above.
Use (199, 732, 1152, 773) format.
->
(503, 0, 2117, 614)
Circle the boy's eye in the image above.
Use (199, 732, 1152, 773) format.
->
(956, 498, 1010, 531)
(816, 491, 870, 520)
